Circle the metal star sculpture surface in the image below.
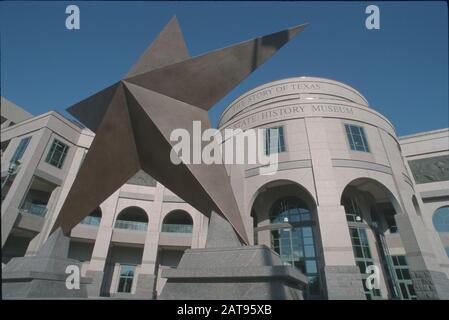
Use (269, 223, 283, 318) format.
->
(51, 16, 307, 244)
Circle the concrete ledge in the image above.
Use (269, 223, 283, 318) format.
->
(111, 228, 146, 245)
(14, 212, 45, 233)
(245, 160, 312, 178)
(159, 232, 192, 247)
(162, 265, 307, 284)
(332, 159, 392, 175)
(70, 224, 99, 240)
(162, 195, 186, 203)
(34, 168, 63, 186)
(420, 189, 449, 199)
(2, 270, 92, 283)
(119, 191, 155, 201)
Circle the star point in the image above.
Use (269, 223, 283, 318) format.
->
(52, 16, 308, 244)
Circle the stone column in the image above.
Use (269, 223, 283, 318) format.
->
(2, 128, 51, 247)
(191, 210, 208, 249)
(84, 190, 119, 297)
(403, 159, 449, 280)
(305, 117, 365, 299)
(134, 183, 164, 299)
(395, 208, 449, 299)
(24, 185, 63, 256)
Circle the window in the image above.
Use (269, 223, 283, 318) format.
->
(349, 227, 382, 299)
(80, 208, 102, 226)
(344, 124, 370, 152)
(269, 197, 321, 298)
(161, 210, 193, 233)
(45, 139, 69, 169)
(114, 207, 148, 231)
(264, 126, 286, 155)
(342, 196, 363, 223)
(11, 137, 31, 163)
(20, 201, 47, 217)
(391, 255, 417, 300)
(269, 197, 311, 224)
(385, 212, 398, 234)
(433, 206, 449, 232)
(117, 265, 135, 293)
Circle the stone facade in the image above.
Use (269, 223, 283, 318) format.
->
(2, 76, 449, 299)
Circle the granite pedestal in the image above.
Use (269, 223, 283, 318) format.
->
(2, 228, 91, 299)
(159, 212, 308, 300)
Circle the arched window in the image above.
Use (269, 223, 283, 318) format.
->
(433, 206, 449, 233)
(269, 197, 320, 297)
(342, 195, 363, 223)
(115, 207, 148, 231)
(80, 207, 102, 226)
(161, 210, 193, 233)
(341, 188, 381, 299)
(270, 197, 311, 223)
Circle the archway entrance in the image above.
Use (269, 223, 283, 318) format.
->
(251, 180, 323, 299)
(341, 178, 417, 300)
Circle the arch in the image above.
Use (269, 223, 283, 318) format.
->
(250, 180, 322, 299)
(433, 206, 449, 233)
(248, 179, 317, 218)
(80, 207, 102, 226)
(339, 177, 413, 299)
(115, 206, 148, 231)
(161, 210, 193, 233)
(269, 196, 312, 224)
(339, 177, 403, 217)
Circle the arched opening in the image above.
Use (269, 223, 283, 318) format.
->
(433, 206, 449, 258)
(433, 206, 449, 233)
(114, 207, 148, 232)
(341, 178, 416, 300)
(80, 207, 102, 226)
(251, 180, 323, 299)
(161, 210, 193, 233)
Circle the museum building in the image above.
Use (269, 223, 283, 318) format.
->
(1, 77, 449, 299)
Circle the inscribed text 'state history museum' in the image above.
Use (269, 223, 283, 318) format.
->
(1, 18, 449, 300)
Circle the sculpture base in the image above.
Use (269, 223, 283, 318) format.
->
(159, 245, 307, 300)
(2, 229, 91, 299)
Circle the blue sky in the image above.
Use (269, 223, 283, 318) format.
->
(1, 1, 447, 136)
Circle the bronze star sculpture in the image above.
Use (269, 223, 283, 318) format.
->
(51, 16, 307, 244)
